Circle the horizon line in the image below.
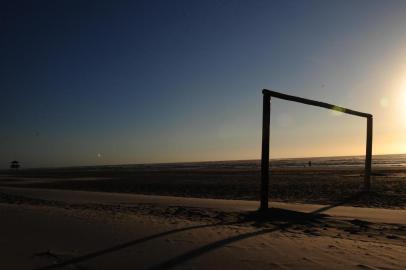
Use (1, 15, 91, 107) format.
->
(3, 152, 406, 171)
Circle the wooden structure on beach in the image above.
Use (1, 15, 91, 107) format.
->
(10, 160, 20, 170)
(260, 89, 373, 211)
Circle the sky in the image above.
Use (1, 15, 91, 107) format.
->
(1, 0, 406, 168)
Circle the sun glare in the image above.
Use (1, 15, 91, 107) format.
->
(379, 97, 389, 108)
(399, 87, 406, 118)
(402, 91, 406, 110)
(393, 77, 406, 116)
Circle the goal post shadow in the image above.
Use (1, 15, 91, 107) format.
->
(260, 89, 373, 211)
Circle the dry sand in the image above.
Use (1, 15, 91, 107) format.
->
(1, 187, 405, 270)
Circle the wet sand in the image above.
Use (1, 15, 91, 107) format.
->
(1, 166, 406, 208)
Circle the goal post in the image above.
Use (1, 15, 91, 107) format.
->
(260, 89, 373, 211)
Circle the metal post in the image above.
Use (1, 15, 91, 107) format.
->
(260, 92, 271, 211)
(364, 116, 373, 191)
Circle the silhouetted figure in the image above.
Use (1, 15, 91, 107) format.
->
(308, 161, 312, 167)
(10, 160, 20, 170)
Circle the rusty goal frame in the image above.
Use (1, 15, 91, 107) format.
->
(260, 89, 373, 211)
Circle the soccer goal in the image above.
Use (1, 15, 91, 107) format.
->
(260, 89, 373, 211)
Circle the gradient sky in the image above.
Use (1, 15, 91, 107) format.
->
(2, 0, 406, 168)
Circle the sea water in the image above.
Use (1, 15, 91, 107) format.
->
(127, 154, 406, 171)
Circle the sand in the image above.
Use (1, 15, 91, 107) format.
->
(1, 166, 405, 209)
(1, 187, 405, 270)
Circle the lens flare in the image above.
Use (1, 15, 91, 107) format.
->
(380, 97, 389, 108)
(331, 105, 344, 116)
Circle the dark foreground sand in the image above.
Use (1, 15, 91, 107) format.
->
(1, 166, 406, 209)
(1, 187, 405, 270)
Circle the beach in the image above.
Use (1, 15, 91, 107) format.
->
(1, 186, 405, 270)
(1, 158, 406, 269)
(1, 157, 406, 209)
(5, 1, 406, 269)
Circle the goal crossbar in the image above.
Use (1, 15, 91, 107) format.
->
(260, 89, 373, 211)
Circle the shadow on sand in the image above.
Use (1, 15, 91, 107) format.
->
(34, 192, 367, 270)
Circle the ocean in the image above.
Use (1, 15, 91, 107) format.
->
(121, 154, 406, 171)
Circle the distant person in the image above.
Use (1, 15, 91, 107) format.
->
(308, 161, 312, 167)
